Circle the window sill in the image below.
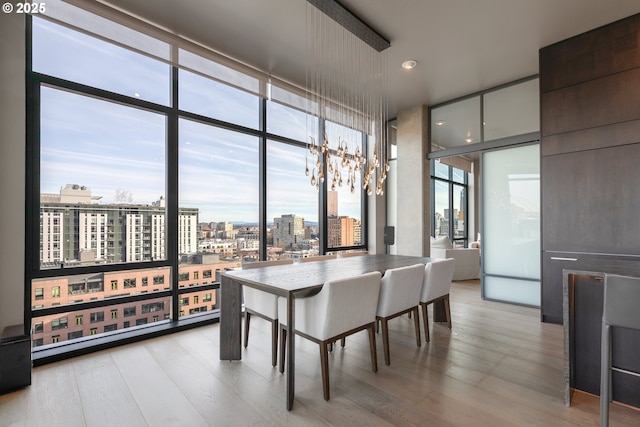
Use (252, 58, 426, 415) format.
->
(32, 310, 220, 366)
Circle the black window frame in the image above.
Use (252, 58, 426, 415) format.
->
(430, 160, 469, 247)
(25, 12, 370, 364)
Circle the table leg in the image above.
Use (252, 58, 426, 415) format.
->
(219, 275, 242, 360)
(286, 292, 295, 410)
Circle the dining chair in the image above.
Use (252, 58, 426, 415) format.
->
(300, 254, 340, 351)
(376, 263, 425, 365)
(600, 274, 640, 427)
(242, 259, 294, 366)
(420, 258, 456, 342)
(340, 251, 369, 257)
(278, 271, 382, 400)
(300, 254, 337, 263)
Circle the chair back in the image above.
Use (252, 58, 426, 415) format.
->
(341, 251, 369, 257)
(420, 258, 455, 303)
(301, 255, 337, 263)
(243, 259, 294, 269)
(242, 259, 293, 318)
(377, 264, 425, 317)
(603, 274, 640, 329)
(309, 271, 381, 340)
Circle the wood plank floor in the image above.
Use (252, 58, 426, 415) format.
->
(1, 280, 639, 426)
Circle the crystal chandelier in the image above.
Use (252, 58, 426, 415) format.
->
(305, 1, 390, 196)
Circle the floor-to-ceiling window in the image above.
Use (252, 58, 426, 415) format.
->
(431, 161, 468, 247)
(27, 2, 367, 361)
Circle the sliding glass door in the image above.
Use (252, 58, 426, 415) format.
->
(482, 144, 540, 306)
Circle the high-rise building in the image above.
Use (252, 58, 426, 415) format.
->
(40, 184, 198, 267)
(216, 222, 235, 239)
(273, 214, 305, 250)
(327, 216, 362, 247)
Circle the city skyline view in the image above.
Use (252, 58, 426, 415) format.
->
(28, 4, 367, 353)
(35, 17, 362, 225)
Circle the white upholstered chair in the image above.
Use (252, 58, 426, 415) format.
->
(242, 259, 294, 366)
(340, 251, 369, 257)
(420, 258, 456, 342)
(300, 254, 337, 263)
(278, 271, 382, 400)
(376, 263, 425, 365)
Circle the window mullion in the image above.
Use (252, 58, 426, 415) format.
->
(259, 98, 267, 260)
(168, 65, 179, 321)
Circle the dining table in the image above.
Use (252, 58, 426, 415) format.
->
(219, 254, 435, 410)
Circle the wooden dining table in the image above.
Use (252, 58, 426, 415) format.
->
(219, 254, 434, 410)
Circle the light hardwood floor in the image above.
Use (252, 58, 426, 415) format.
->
(1, 280, 639, 426)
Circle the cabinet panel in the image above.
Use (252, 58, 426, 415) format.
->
(541, 253, 577, 324)
(542, 143, 640, 254)
(542, 67, 640, 136)
(540, 14, 640, 93)
(541, 119, 640, 157)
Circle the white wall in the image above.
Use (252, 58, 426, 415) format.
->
(0, 10, 26, 333)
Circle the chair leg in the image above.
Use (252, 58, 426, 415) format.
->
(444, 295, 452, 329)
(340, 338, 346, 347)
(413, 307, 422, 347)
(244, 312, 251, 348)
(320, 341, 330, 401)
(380, 318, 391, 366)
(367, 324, 378, 373)
(421, 303, 430, 342)
(279, 324, 287, 374)
(271, 319, 278, 367)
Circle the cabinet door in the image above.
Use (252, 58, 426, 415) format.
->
(542, 143, 640, 255)
(541, 253, 578, 324)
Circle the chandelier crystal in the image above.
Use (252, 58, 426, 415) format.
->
(305, 2, 390, 196)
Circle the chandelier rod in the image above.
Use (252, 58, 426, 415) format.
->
(306, 0, 390, 52)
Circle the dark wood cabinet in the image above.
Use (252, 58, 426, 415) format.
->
(541, 12, 640, 324)
(540, 11, 640, 408)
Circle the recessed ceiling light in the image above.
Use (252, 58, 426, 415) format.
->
(134, 92, 140, 97)
(401, 60, 417, 69)
(435, 120, 445, 126)
(465, 137, 473, 143)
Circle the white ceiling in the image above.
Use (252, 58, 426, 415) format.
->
(102, 0, 640, 119)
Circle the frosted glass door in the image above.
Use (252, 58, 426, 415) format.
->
(482, 144, 540, 306)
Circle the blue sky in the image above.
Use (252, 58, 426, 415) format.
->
(35, 17, 361, 224)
